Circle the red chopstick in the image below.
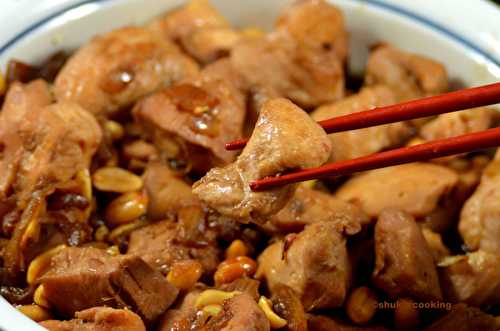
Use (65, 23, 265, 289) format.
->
(249, 127, 500, 191)
(226, 82, 500, 151)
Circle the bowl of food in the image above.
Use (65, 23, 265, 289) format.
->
(0, 0, 499, 330)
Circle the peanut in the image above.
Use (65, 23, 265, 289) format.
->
(167, 260, 203, 290)
(17, 305, 51, 322)
(225, 239, 248, 259)
(214, 256, 257, 286)
(346, 286, 378, 325)
(92, 167, 142, 193)
(104, 191, 147, 227)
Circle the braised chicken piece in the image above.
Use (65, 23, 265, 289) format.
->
(335, 163, 459, 230)
(372, 209, 442, 301)
(133, 60, 245, 170)
(308, 315, 389, 331)
(193, 98, 331, 221)
(41, 307, 146, 331)
(54, 27, 199, 114)
(439, 250, 500, 306)
(266, 185, 369, 234)
(39, 247, 178, 323)
(423, 304, 499, 331)
(257, 222, 353, 311)
(230, 0, 345, 109)
(160, 291, 270, 331)
(459, 152, 500, 253)
(365, 44, 448, 102)
(143, 162, 199, 221)
(420, 108, 494, 142)
(276, 0, 348, 64)
(0, 81, 102, 280)
(158, 287, 205, 331)
(206, 293, 270, 331)
(311, 86, 413, 162)
(127, 216, 220, 275)
(149, 0, 239, 64)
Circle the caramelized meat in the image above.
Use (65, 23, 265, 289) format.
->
(420, 108, 494, 142)
(40, 307, 146, 331)
(133, 61, 245, 168)
(231, 32, 344, 109)
(257, 222, 353, 311)
(423, 304, 499, 331)
(311, 86, 412, 162)
(127, 219, 220, 275)
(372, 210, 442, 301)
(267, 185, 369, 234)
(143, 162, 199, 221)
(54, 27, 199, 114)
(193, 98, 331, 221)
(149, 0, 239, 63)
(39, 247, 178, 323)
(276, 0, 348, 64)
(365, 44, 448, 101)
(0, 81, 102, 278)
(335, 163, 458, 220)
(459, 154, 500, 253)
(439, 251, 500, 306)
(0, 80, 52, 200)
(204, 293, 270, 331)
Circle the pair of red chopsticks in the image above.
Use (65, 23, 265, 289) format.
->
(225, 82, 500, 191)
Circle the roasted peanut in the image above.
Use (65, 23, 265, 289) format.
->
(258, 296, 287, 329)
(104, 191, 147, 227)
(106, 245, 120, 256)
(123, 140, 156, 160)
(214, 256, 257, 286)
(94, 225, 109, 242)
(92, 167, 142, 193)
(17, 304, 52, 322)
(27, 245, 67, 284)
(33, 285, 50, 309)
(167, 260, 203, 290)
(394, 298, 419, 331)
(346, 286, 378, 325)
(226, 239, 248, 259)
(104, 120, 124, 141)
(195, 289, 241, 309)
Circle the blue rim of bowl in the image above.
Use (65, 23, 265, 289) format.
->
(0, 0, 498, 66)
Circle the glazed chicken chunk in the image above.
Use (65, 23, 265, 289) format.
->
(39, 247, 178, 323)
(230, 0, 346, 108)
(149, 0, 240, 64)
(335, 163, 459, 231)
(267, 185, 370, 234)
(257, 221, 353, 311)
(439, 250, 500, 306)
(133, 60, 245, 171)
(0, 80, 102, 279)
(372, 209, 442, 301)
(311, 85, 413, 162)
(365, 44, 448, 101)
(193, 98, 332, 221)
(41, 307, 146, 331)
(459, 151, 500, 253)
(54, 27, 199, 114)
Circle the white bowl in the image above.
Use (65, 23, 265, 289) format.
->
(0, 0, 499, 330)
